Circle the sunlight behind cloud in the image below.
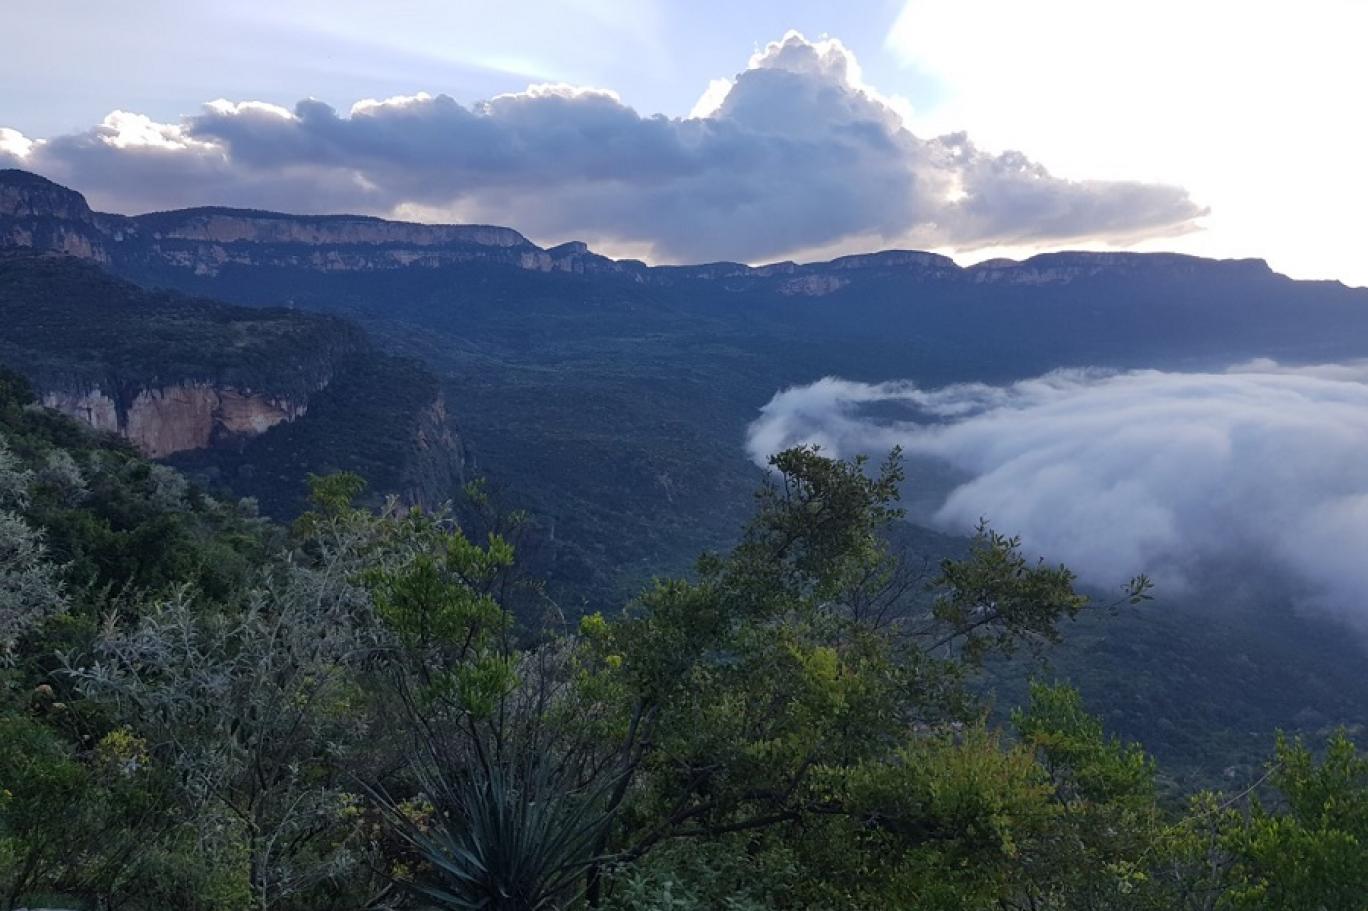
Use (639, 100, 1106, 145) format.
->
(0, 128, 33, 159)
(886, 0, 1368, 284)
(98, 112, 212, 151)
(688, 78, 733, 119)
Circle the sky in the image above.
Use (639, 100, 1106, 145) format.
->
(3, 1, 1365, 284)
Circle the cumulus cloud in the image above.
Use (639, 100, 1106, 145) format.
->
(0, 128, 34, 158)
(746, 364, 1368, 618)
(0, 31, 1204, 263)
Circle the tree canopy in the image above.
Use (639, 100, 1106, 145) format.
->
(1, 382, 1365, 911)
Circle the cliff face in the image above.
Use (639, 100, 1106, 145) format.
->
(130, 207, 568, 276)
(397, 394, 466, 511)
(0, 169, 632, 277)
(963, 251, 1275, 285)
(137, 209, 529, 248)
(0, 171, 111, 263)
(0, 226, 469, 517)
(0, 170, 96, 221)
(41, 383, 308, 458)
(160, 352, 468, 519)
(0, 168, 1285, 295)
(0, 255, 356, 462)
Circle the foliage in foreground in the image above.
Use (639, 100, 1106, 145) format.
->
(2, 369, 1367, 910)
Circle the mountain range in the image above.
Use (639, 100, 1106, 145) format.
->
(6, 166, 1368, 783)
(8, 166, 1368, 594)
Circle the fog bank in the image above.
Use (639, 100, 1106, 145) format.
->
(747, 361, 1368, 617)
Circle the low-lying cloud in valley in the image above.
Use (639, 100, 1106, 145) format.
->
(0, 32, 1204, 264)
(747, 362, 1368, 618)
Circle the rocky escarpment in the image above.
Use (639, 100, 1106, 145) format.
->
(0, 253, 468, 513)
(0, 169, 637, 278)
(0, 254, 359, 458)
(963, 251, 1275, 285)
(164, 353, 468, 518)
(396, 394, 466, 511)
(41, 383, 308, 458)
(1, 170, 113, 263)
(131, 207, 565, 276)
(0, 169, 94, 221)
(0, 168, 1285, 294)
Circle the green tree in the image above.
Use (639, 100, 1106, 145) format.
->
(65, 478, 386, 911)
(561, 447, 1137, 907)
(1221, 730, 1368, 910)
(1007, 682, 1166, 910)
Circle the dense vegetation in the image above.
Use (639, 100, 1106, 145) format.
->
(9, 168, 1368, 789)
(143, 249, 1368, 612)
(143, 257, 1368, 784)
(0, 253, 465, 521)
(4, 368, 1368, 910)
(0, 255, 362, 399)
(168, 353, 460, 519)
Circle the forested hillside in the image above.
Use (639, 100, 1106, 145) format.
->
(3, 378, 1367, 910)
(0, 254, 362, 400)
(0, 253, 466, 515)
(139, 254, 1368, 787)
(7, 173, 1368, 792)
(11, 169, 1368, 609)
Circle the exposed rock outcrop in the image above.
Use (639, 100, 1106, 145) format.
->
(41, 383, 307, 458)
(158, 352, 469, 519)
(0, 169, 610, 277)
(964, 251, 1275, 285)
(1, 171, 111, 263)
(0, 168, 1282, 292)
(777, 274, 849, 296)
(397, 394, 466, 511)
(139, 208, 529, 248)
(0, 254, 353, 462)
(0, 169, 95, 221)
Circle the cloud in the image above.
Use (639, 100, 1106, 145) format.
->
(885, 2, 1368, 285)
(746, 364, 1368, 619)
(0, 128, 34, 158)
(1, 31, 1203, 263)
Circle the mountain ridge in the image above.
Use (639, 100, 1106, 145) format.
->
(0, 168, 1292, 289)
(6, 170, 1368, 782)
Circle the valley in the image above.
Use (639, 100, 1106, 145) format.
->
(8, 9, 1368, 904)
(5, 168, 1368, 787)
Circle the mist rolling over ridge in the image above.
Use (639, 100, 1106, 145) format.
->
(748, 361, 1368, 624)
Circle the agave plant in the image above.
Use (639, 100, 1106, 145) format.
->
(375, 756, 619, 911)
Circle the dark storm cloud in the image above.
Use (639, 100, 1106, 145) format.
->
(3, 33, 1205, 262)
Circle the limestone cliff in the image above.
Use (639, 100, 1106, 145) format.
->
(162, 352, 468, 519)
(964, 251, 1274, 285)
(396, 394, 467, 511)
(0, 169, 97, 221)
(41, 383, 308, 458)
(0, 252, 467, 515)
(0, 254, 357, 461)
(0, 169, 628, 278)
(0, 170, 112, 263)
(0, 168, 1280, 293)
